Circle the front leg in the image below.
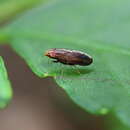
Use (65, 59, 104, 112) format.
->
(52, 59, 59, 63)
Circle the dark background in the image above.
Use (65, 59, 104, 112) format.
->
(0, 45, 105, 130)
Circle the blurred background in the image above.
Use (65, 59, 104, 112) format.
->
(0, 45, 105, 130)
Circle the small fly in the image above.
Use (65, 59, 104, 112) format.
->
(45, 48, 93, 66)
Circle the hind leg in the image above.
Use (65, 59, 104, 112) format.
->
(72, 65, 81, 75)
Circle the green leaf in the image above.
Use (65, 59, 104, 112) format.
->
(0, 56, 12, 108)
(1, 0, 130, 126)
(0, 0, 49, 24)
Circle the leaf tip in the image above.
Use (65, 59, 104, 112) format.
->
(0, 84, 13, 109)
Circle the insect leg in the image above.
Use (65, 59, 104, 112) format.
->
(60, 64, 65, 79)
(52, 59, 59, 63)
(73, 65, 81, 75)
(47, 58, 52, 66)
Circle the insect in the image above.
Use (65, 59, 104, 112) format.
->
(45, 48, 93, 66)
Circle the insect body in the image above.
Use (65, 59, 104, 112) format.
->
(45, 48, 93, 66)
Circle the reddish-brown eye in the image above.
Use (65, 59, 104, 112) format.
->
(45, 48, 93, 66)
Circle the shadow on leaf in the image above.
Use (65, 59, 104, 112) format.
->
(51, 67, 93, 77)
